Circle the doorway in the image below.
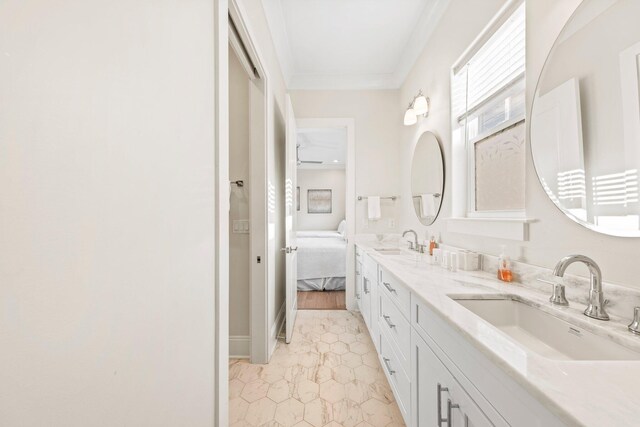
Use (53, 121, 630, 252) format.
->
(295, 127, 347, 309)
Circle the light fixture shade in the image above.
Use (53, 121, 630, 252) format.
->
(404, 108, 417, 126)
(413, 95, 429, 115)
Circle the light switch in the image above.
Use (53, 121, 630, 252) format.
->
(232, 220, 250, 234)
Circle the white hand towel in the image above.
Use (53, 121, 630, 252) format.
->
(368, 196, 381, 220)
(420, 194, 436, 218)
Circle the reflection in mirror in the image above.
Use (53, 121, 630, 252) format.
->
(531, 0, 640, 236)
(411, 131, 444, 225)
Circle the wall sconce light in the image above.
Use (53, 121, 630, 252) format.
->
(403, 105, 417, 126)
(403, 90, 430, 126)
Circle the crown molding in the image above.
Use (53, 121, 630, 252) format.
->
(262, 0, 451, 90)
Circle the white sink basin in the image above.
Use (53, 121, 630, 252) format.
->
(452, 296, 640, 361)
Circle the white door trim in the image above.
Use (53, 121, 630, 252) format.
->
(229, 0, 273, 365)
(296, 118, 356, 310)
(214, 1, 229, 426)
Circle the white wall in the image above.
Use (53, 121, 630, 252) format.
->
(229, 48, 251, 348)
(291, 90, 401, 234)
(0, 0, 216, 425)
(398, 0, 640, 289)
(297, 169, 346, 231)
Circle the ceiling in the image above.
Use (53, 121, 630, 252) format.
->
(297, 127, 347, 170)
(262, 0, 450, 90)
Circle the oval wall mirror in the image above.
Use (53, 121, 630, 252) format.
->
(531, 0, 640, 237)
(411, 131, 444, 225)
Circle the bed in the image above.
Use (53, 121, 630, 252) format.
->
(297, 221, 347, 291)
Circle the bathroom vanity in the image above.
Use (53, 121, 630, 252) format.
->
(355, 242, 640, 427)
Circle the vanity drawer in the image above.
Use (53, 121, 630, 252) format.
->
(380, 329, 411, 425)
(379, 291, 411, 373)
(380, 267, 411, 318)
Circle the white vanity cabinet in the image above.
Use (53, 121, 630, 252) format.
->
(356, 246, 566, 427)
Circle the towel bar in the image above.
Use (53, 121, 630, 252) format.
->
(412, 193, 441, 198)
(357, 196, 397, 201)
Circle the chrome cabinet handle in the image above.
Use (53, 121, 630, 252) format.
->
(382, 357, 395, 375)
(383, 282, 396, 293)
(437, 383, 448, 426)
(446, 399, 460, 427)
(364, 278, 369, 294)
(383, 315, 396, 329)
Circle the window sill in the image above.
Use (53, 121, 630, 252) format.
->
(447, 217, 535, 241)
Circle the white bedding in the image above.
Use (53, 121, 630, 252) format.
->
(297, 277, 345, 291)
(296, 236, 346, 283)
(296, 230, 342, 238)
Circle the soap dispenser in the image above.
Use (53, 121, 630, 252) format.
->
(428, 234, 437, 256)
(497, 245, 513, 283)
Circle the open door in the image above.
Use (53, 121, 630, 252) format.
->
(284, 95, 298, 344)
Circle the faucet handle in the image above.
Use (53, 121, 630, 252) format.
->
(538, 278, 569, 306)
(628, 307, 640, 335)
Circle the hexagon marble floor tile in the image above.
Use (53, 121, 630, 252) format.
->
(229, 310, 405, 427)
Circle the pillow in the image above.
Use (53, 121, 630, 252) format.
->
(337, 220, 347, 238)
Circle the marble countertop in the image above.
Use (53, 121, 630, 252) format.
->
(356, 240, 640, 427)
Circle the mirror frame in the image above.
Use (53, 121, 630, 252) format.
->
(529, 0, 640, 238)
(410, 131, 445, 226)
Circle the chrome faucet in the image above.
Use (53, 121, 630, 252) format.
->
(553, 255, 609, 321)
(402, 229, 419, 251)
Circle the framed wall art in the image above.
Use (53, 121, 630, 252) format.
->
(307, 189, 332, 214)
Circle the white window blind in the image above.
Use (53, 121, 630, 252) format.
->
(451, 1, 526, 217)
(457, 3, 526, 116)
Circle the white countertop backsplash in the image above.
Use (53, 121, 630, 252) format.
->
(354, 234, 640, 427)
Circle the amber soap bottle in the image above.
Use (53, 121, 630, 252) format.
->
(497, 245, 513, 283)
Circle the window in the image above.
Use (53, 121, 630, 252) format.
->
(452, 1, 526, 217)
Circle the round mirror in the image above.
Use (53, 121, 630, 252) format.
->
(411, 131, 444, 225)
(531, 0, 640, 237)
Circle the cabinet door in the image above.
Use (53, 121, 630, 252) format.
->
(361, 274, 371, 327)
(412, 330, 493, 427)
(355, 260, 363, 310)
(369, 265, 380, 351)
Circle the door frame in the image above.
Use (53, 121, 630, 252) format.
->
(213, 0, 228, 425)
(215, 0, 273, 424)
(228, 0, 272, 365)
(296, 118, 356, 310)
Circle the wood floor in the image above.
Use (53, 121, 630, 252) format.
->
(297, 290, 346, 310)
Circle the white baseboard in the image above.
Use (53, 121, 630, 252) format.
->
(229, 335, 250, 359)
